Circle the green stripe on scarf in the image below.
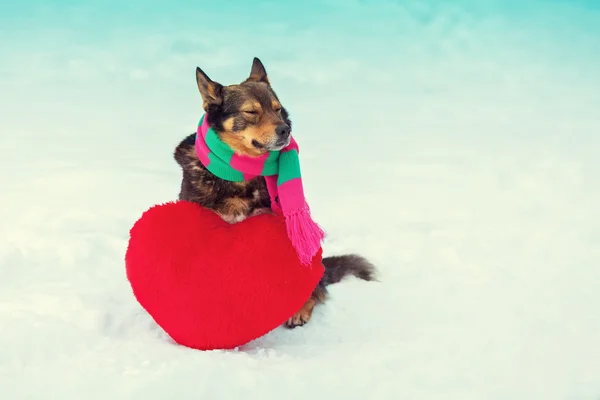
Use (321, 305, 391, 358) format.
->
(262, 151, 280, 176)
(277, 149, 302, 185)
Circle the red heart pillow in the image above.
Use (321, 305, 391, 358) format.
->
(125, 201, 324, 350)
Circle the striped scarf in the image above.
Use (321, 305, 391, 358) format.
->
(195, 114, 325, 266)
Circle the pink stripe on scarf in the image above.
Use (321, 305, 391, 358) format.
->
(231, 152, 268, 176)
(195, 116, 212, 166)
(242, 172, 257, 181)
(200, 115, 211, 139)
(277, 178, 306, 212)
(283, 137, 299, 153)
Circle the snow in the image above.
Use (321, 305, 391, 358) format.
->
(1, 1, 600, 399)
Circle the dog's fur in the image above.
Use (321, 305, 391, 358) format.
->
(174, 58, 376, 328)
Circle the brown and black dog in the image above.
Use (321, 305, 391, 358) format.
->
(174, 57, 375, 328)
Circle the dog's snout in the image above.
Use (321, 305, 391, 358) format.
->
(275, 124, 290, 138)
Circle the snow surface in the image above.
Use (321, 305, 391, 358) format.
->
(1, 1, 600, 399)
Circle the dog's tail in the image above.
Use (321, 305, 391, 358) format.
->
(320, 254, 377, 287)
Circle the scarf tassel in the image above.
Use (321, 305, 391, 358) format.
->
(285, 207, 325, 266)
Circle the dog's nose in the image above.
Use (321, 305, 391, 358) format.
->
(275, 124, 290, 138)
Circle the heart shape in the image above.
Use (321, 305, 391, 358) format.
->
(125, 201, 324, 350)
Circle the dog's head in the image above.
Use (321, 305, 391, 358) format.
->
(195, 57, 292, 157)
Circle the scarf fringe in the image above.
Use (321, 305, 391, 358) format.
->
(285, 207, 326, 266)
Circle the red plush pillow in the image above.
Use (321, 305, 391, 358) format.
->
(125, 201, 324, 350)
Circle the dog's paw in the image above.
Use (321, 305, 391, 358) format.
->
(284, 302, 315, 329)
(250, 207, 271, 217)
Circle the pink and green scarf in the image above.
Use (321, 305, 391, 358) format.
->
(195, 114, 325, 266)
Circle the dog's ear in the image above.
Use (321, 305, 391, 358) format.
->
(246, 57, 270, 84)
(196, 67, 223, 109)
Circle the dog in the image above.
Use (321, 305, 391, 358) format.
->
(173, 57, 376, 328)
